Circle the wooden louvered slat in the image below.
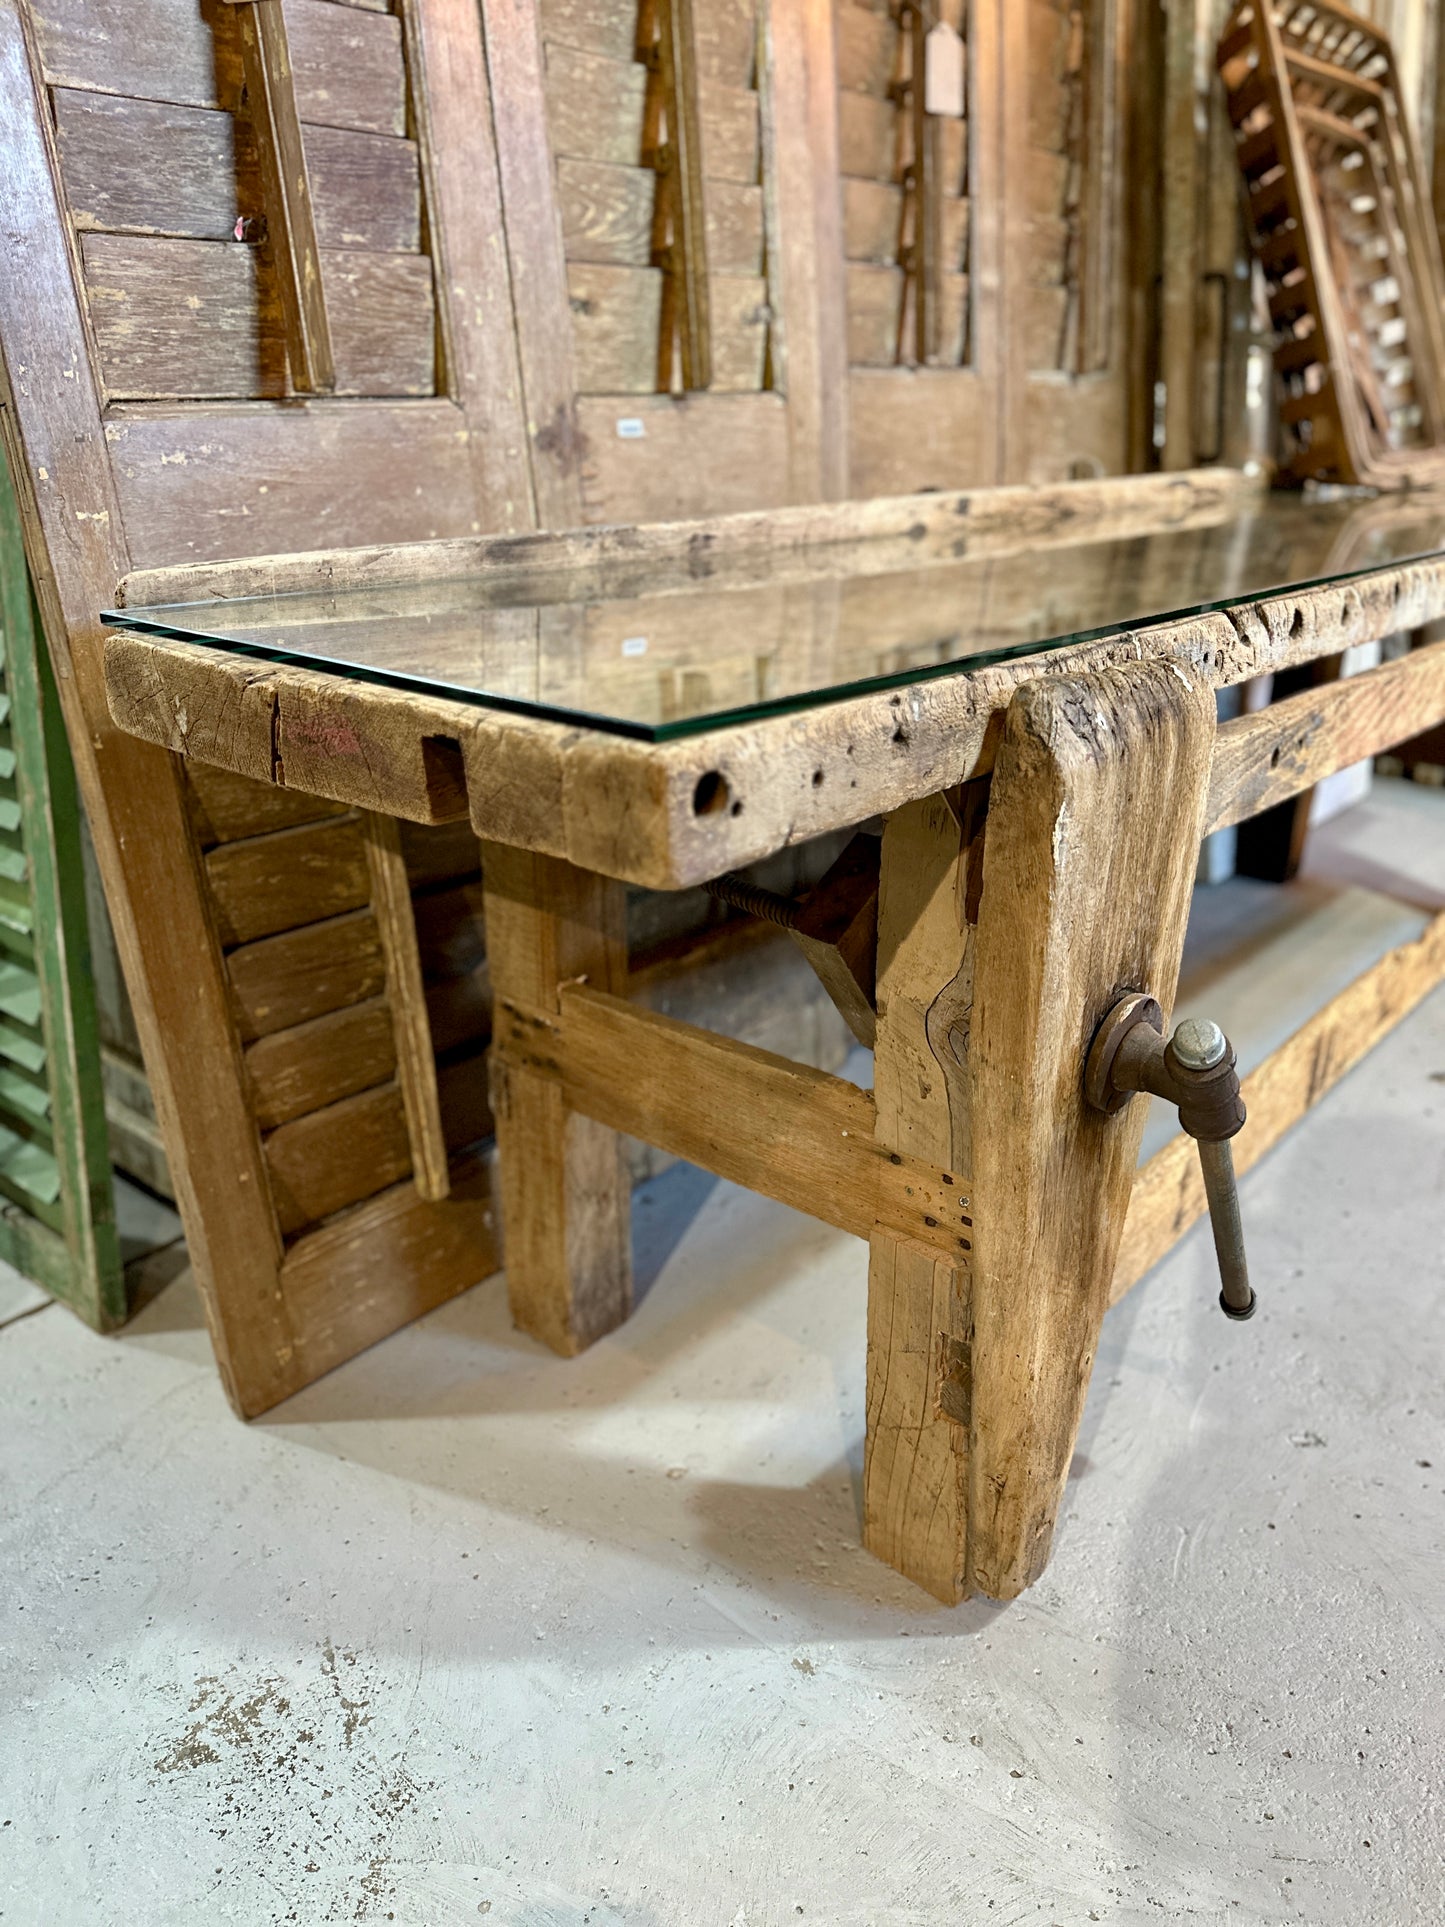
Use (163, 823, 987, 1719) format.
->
(53, 91, 423, 254)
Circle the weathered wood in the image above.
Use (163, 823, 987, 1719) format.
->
(842, 176, 903, 264)
(482, 843, 631, 1356)
(556, 158, 656, 267)
(280, 1152, 497, 1393)
(396, 815, 483, 891)
(835, 4, 896, 97)
(187, 761, 346, 846)
(493, 984, 971, 1256)
(39, 0, 407, 129)
(54, 92, 420, 252)
(401, 0, 541, 532)
(787, 831, 880, 1049)
(265, 1079, 411, 1236)
(230, 0, 334, 392)
(83, 232, 287, 400)
(705, 180, 764, 275)
(567, 262, 664, 393)
(107, 509, 1445, 900)
(862, 790, 982, 1603)
(226, 907, 386, 1041)
(538, 0, 636, 64)
(1113, 907, 1445, 1304)
(699, 78, 759, 183)
(846, 263, 903, 365)
(1205, 638, 1445, 833)
(361, 811, 449, 1203)
(576, 392, 792, 521)
(707, 274, 770, 391)
(116, 464, 1263, 605)
(205, 815, 369, 946)
(656, 0, 712, 391)
(81, 235, 434, 400)
(107, 552, 1445, 901)
(544, 42, 648, 166)
(107, 401, 481, 567)
(848, 368, 993, 492)
(283, 0, 407, 138)
(317, 250, 435, 396)
(244, 994, 395, 1129)
(105, 634, 474, 821)
(761, 0, 848, 501)
(480, 0, 589, 524)
(4, 0, 551, 1415)
(837, 89, 899, 181)
(0, 443, 122, 1326)
(966, 660, 1215, 1600)
(694, 0, 755, 88)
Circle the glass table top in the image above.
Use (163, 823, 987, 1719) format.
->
(102, 487, 1445, 742)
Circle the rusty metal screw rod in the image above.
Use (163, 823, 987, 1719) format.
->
(704, 873, 803, 930)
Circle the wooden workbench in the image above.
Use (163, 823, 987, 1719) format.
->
(102, 470, 1445, 1602)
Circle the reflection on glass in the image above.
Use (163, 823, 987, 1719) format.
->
(103, 489, 1445, 741)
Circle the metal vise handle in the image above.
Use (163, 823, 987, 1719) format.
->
(1086, 994, 1256, 1320)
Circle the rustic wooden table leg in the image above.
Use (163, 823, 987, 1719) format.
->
(482, 842, 632, 1355)
(965, 661, 1216, 1599)
(864, 789, 984, 1603)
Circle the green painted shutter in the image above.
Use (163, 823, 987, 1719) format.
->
(0, 448, 123, 1326)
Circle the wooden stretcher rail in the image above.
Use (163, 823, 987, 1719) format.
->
(105, 548, 1445, 891)
(485, 914, 1445, 1322)
(492, 985, 976, 1260)
(1204, 634, 1445, 833)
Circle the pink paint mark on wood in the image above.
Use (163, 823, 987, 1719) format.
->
(287, 716, 365, 759)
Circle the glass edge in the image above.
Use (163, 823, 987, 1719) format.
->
(101, 536, 1443, 744)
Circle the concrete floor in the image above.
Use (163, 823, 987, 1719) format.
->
(2, 786, 1443, 1927)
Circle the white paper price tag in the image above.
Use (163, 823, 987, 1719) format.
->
(924, 21, 965, 119)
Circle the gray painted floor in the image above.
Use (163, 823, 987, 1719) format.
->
(2, 786, 1443, 1927)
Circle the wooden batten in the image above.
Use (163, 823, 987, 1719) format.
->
(360, 811, 451, 1202)
(223, 0, 336, 394)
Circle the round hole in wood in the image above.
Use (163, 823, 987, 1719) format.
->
(693, 770, 730, 816)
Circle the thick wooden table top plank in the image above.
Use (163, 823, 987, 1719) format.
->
(102, 467, 1445, 888)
